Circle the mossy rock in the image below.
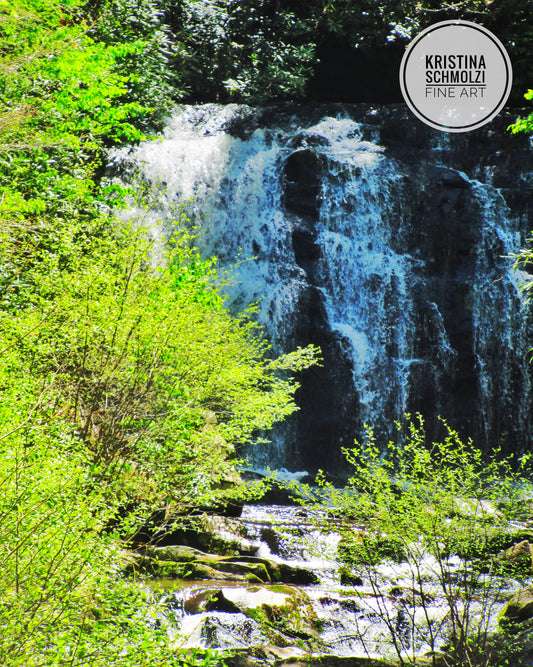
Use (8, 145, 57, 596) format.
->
(465, 532, 533, 573)
(338, 531, 406, 565)
(500, 587, 533, 626)
(135, 512, 256, 556)
(128, 548, 318, 585)
(166, 514, 257, 557)
(144, 545, 204, 562)
(238, 586, 320, 644)
(178, 584, 320, 649)
(494, 540, 533, 576)
(130, 555, 263, 583)
(210, 560, 271, 581)
(227, 556, 319, 584)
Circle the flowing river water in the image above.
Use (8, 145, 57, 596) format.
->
(143, 502, 528, 664)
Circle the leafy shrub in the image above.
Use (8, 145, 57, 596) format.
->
(0, 3, 318, 663)
(310, 415, 532, 667)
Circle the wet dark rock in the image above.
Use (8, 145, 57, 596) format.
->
(388, 586, 434, 606)
(259, 527, 283, 555)
(203, 590, 243, 614)
(253, 483, 306, 506)
(283, 149, 323, 217)
(426, 165, 472, 189)
(339, 567, 364, 586)
(182, 588, 221, 614)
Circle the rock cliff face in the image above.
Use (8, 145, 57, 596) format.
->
(110, 104, 533, 475)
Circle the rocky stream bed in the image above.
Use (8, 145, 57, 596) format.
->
(125, 498, 533, 666)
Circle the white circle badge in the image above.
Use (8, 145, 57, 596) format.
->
(400, 20, 512, 132)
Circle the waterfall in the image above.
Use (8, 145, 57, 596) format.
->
(108, 103, 533, 475)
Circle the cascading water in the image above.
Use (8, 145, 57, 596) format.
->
(108, 103, 533, 475)
(144, 503, 527, 662)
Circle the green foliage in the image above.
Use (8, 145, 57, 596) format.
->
(0, 369, 233, 665)
(166, 0, 416, 102)
(169, 0, 316, 103)
(0, 210, 316, 663)
(15, 0, 521, 107)
(87, 0, 183, 119)
(309, 416, 532, 667)
(3, 218, 316, 505)
(510, 233, 533, 324)
(153, 0, 533, 104)
(0, 0, 151, 145)
(0, 0, 154, 240)
(0, 1, 318, 663)
(509, 90, 533, 135)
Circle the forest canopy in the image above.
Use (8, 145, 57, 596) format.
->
(82, 0, 533, 104)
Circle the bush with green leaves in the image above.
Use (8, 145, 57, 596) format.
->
(166, 0, 316, 103)
(307, 415, 532, 667)
(0, 209, 318, 663)
(0, 359, 233, 666)
(86, 0, 183, 120)
(4, 217, 317, 501)
(0, 2, 318, 663)
(137, 0, 533, 104)
(509, 89, 533, 136)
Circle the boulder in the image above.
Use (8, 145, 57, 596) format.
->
(169, 584, 320, 653)
(131, 505, 249, 547)
(144, 545, 202, 562)
(496, 540, 533, 575)
(228, 556, 319, 585)
(500, 587, 533, 624)
(251, 584, 319, 640)
(129, 546, 318, 585)
(132, 555, 264, 583)
(339, 566, 363, 586)
(163, 514, 259, 556)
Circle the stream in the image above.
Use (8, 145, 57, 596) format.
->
(144, 502, 528, 665)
